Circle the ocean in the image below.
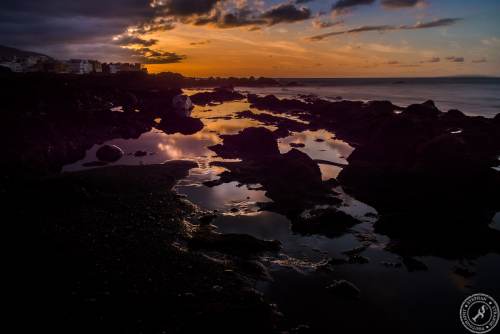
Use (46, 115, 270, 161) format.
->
(245, 77, 500, 118)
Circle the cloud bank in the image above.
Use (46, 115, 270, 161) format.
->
(308, 18, 462, 41)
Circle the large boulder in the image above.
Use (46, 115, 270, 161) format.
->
(96, 145, 124, 163)
(293, 207, 360, 237)
(172, 94, 193, 117)
(157, 115, 204, 135)
(494, 113, 500, 124)
(268, 148, 323, 192)
(209, 127, 280, 160)
(402, 100, 441, 119)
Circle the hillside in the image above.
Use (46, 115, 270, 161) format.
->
(0, 45, 51, 60)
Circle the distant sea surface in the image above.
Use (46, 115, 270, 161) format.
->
(245, 77, 500, 118)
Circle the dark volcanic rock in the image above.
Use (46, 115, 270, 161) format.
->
(293, 208, 360, 237)
(190, 88, 244, 106)
(326, 280, 360, 299)
(342, 246, 368, 256)
(235, 110, 308, 134)
(247, 94, 309, 113)
(0, 73, 190, 175)
(82, 161, 108, 168)
(347, 255, 370, 264)
(209, 127, 280, 160)
(494, 113, 500, 124)
(273, 127, 292, 138)
(453, 266, 475, 278)
(96, 145, 124, 162)
(207, 140, 341, 232)
(197, 213, 219, 225)
(414, 133, 468, 170)
(402, 257, 428, 272)
(210, 148, 326, 205)
(10, 160, 284, 334)
(61, 161, 199, 192)
(380, 261, 402, 268)
(157, 115, 204, 135)
(207, 128, 338, 220)
(238, 94, 500, 258)
(443, 109, 466, 121)
(290, 142, 305, 148)
(189, 229, 281, 257)
(335, 101, 500, 249)
(402, 100, 441, 119)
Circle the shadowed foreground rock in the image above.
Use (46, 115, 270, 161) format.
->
(189, 228, 281, 257)
(9, 161, 282, 334)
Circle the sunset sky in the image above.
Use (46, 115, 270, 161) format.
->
(2, 0, 500, 77)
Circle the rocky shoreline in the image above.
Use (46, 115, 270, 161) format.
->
(9, 161, 283, 333)
(2, 72, 499, 333)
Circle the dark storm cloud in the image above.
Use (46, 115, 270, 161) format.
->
(131, 18, 176, 34)
(0, 0, 155, 48)
(313, 19, 343, 29)
(191, 7, 266, 28)
(1, 0, 315, 50)
(261, 3, 312, 25)
(381, 0, 424, 8)
(132, 49, 186, 64)
(0, 0, 189, 63)
(0, 14, 130, 47)
(332, 0, 376, 15)
(0, 0, 154, 19)
(412, 18, 461, 29)
(113, 35, 158, 47)
(332, 0, 424, 14)
(190, 3, 312, 29)
(218, 11, 266, 28)
(158, 0, 221, 17)
(308, 24, 392, 41)
(308, 18, 462, 41)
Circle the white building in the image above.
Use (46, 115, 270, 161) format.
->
(89, 60, 102, 73)
(67, 59, 93, 74)
(24, 55, 48, 67)
(108, 63, 120, 74)
(104, 62, 144, 74)
(0, 61, 23, 72)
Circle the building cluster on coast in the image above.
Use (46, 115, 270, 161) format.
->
(0, 54, 146, 74)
